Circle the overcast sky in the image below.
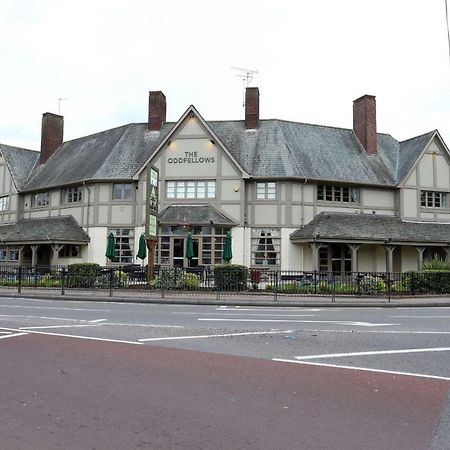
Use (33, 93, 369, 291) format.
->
(0, 0, 449, 151)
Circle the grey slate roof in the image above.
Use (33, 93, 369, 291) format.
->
(0, 144, 39, 190)
(210, 120, 399, 186)
(22, 123, 172, 191)
(290, 212, 450, 244)
(10, 114, 443, 192)
(0, 216, 89, 243)
(158, 205, 236, 226)
(397, 130, 436, 183)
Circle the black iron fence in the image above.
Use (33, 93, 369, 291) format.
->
(0, 265, 449, 300)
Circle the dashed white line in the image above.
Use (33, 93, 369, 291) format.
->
(198, 318, 399, 327)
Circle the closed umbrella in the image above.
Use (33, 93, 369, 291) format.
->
(186, 232, 194, 266)
(222, 231, 232, 263)
(105, 232, 116, 261)
(136, 234, 147, 260)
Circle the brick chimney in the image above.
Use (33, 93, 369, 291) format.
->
(148, 91, 166, 131)
(353, 94, 377, 154)
(40, 112, 64, 164)
(245, 87, 259, 129)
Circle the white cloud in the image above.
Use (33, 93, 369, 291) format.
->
(0, 0, 448, 149)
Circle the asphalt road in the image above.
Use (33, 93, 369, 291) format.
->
(1, 296, 449, 449)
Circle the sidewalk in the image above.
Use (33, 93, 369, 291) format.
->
(1, 287, 450, 307)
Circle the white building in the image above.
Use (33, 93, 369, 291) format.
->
(0, 88, 449, 272)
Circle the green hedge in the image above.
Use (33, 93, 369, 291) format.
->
(213, 264, 248, 291)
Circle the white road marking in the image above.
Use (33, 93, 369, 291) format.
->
(138, 330, 292, 342)
(272, 359, 450, 381)
(90, 319, 108, 323)
(214, 307, 322, 312)
(294, 329, 450, 335)
(0, 327, 143, 345)
(389, 315, 450, 319)
(21, 324, 102, 330)
(0, 305, 110, 312)
(175, 312, 316, 317)
(198, 318, 399, 327)
(0, 332, 28, 340)
(294, 347, 450, 361)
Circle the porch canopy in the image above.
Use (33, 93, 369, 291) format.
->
(0, 216, 89, 267)
(158, 204, 236, 226)
(290, 212, 450, 271)
(291, 212, 450, 245)
(0, 216, 89, 245)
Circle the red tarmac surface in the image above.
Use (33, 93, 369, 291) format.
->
(1, 333, 449, 449)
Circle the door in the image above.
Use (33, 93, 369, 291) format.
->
(173, 238, 184, 268)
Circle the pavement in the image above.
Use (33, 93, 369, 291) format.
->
(2, 287, 450, 307)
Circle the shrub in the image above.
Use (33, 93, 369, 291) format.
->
(358, 275, 386, 295)
(39, 273, 61, 287)
(66, 263, 103, 288)
(151, 268, 201, 290)
(411, 271, 450, 294)
(422, 256, 450, 271)
(213, 264, 248, 291)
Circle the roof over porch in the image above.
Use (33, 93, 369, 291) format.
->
(158, 204, 236, 226)
(290, 212, 450, 246)
(0, 216, 90, 244)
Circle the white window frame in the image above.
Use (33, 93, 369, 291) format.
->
(421, 190, 448, 208)
(256, 182, 277, 200)
(0, 195, 9, 211)
(166, 180, 216, 199)
(62, 186, 83, 204)
(113, 183, 133, 201)
(32, 192, 50, 207)
(317, 185, 359, 203)
(108, 228, 134, 264)
(251, 228, 281, 266)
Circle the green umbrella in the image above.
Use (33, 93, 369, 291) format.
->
(105, 232, 116, 261)
(186, 232, 194, 264)
(136, 234, 147, 260)
(222, 231, 232, 262)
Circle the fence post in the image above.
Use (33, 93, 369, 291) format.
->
(387, 271, 391, 303)
(17, 266, 22, 294)
(61, 267, 66, 296)
(109, 268, 113, 297)
(274, 271, 278, 302)
(161, 267, 165, 299)
(411, 271, 415, 296)
(332, 271, 336, 302)
(314, 270, 317, 294)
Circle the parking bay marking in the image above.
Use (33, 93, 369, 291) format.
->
(0, 332, 28, 340)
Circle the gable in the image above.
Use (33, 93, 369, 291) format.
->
(141, 106, 248, 180)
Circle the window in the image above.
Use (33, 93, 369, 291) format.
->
(108, 228, 134, 263)
(32, 192, 49, 207)
(58, 245, 81, 258)
(8, 248, 19, 261)
(155, 226, 229, 266)
(0, 248, 6, 261)
(0, 196, 9, 211)
(251, 228, 280, 266)
(256, 182, 276, 200)
(113, 183, 133, 200)
(62, 186, 83, 204)
(318, 244, 352, 273)
(317, 185, 359, 203)
(421, 191, 448, 208)
(166, 180, 216, 199)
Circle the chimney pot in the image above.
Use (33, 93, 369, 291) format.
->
(40, 112, 63, 164)
(148, 91, 166, 131)
(353, 94, 377, 154)
(245, 87, 259, 129)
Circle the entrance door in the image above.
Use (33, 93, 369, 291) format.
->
(173, 238, 184, 268)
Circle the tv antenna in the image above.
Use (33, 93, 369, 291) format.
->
(58, 97, 69, 115)
(231, 67, 258, 106)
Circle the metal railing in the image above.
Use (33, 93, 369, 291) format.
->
(0, 265, 449, 300)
